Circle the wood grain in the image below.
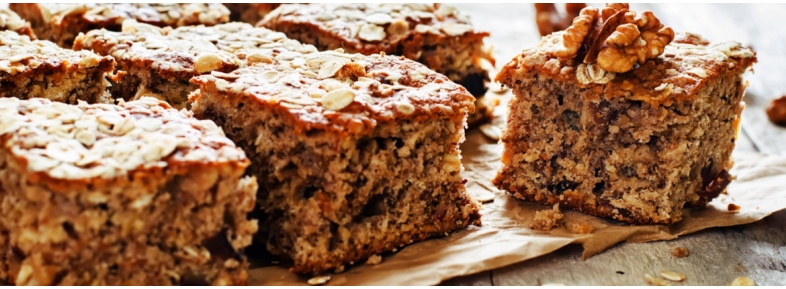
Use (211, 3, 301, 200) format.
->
(443, 3, 786, 286)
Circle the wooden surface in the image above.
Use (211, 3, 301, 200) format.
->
(442, 3, 786, 286)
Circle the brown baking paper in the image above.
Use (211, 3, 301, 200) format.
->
(247, 95, 786, 286)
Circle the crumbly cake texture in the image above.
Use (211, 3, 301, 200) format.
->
(190, 50, 481, 274)
(10, 3, 230, 48)
(73, 20, 317, 110)
(531, 205, 564, 231)
(494, 31, 756, 225)
(0, 97, 258, 285)
(0, 31, 116, 105)
(225, 3, 281, 25)
(0, 9, 36, 39)
(260, 3, 498, 126)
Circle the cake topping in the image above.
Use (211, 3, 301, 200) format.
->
(0, 31, 113, 75)
(535, 3, 587, 37)
(545, 3, 675, 74)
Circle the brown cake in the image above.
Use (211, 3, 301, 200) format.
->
(0, 30, 118, 104)
(189, 50, 481, 273)
(0, 9, 36, 39)
(259, 3, 498, 126)
(225, 3, 281, 25)
(493, 4, 756, 224)
(0, 97, 258, 285)
(73, 20, 317, 110)
(10, 3, 230, 48)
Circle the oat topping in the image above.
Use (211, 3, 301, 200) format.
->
(0, 97, 246, 180)
(34, 3, 229, 28)
(0, 30, 113, 75)
(0, 8, 34, 39)
(74, 20, 318, 75)
(191, 51, 475, 135)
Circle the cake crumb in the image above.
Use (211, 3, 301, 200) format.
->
(672, 247, 689, 258)
(568, 222, 594, 234)
(644, 273, 670, 286)
(333, 265, 345, 274)
(728, 203, 741, 212)
(366, 254, 382, 266)
(531, 204, 564, 231)
(729, 276, 755, 286)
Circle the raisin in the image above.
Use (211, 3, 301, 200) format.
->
(203, 230, 241, 262)
(562, 110, 580, 131)
(589, 100, 619, 124)
(547, 180, 579, 195)
(592, 181, 606, 195)
(698, 169, 732, 199)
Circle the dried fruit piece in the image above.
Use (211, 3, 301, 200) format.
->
(728, 203, 741, 212)
(766, 95, 786, 127)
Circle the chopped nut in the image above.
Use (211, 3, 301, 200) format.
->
(672, 247, 689, 258)
(307, 275, 331, 286)
(479, 124, 502, 141)
(321, 89, 355, 110)
(728, 203, 741, 212)
(644, 273, 671, 286)
(365, 254, 382, 266)
(729, 277, 755, 286)
(766, 95, 786, 127)
(551, 7, 597, 59)
(659, 271, 685, 282)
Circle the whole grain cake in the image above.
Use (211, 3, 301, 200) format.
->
(10, 3, 230, 48)
(0, 30, 117, 104)
(73, 20, 317, 110)
(189, 50, 481, 273)
(0, 97, 258, 285)
(225, 3, 281, 25)
(493, 4, 756, 224)
(0, 9, 35, 39)
(260, 3, 498, 126)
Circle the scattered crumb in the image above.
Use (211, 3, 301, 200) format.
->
(392, 248, 398, 252)
(366, 254, 382, 266)
(729, 276, 756, 286)
(568, 222, 594, 234)
(541, 283, 565, 286)
(333, 265, 345, 274)
(531, 204, 564, 231)
(728, 203, 741, 212)
(660, 271, 686, 282)
(672, 247, 689, 258)
(644, 273, 671, 286)
(307, 275, 331, 286)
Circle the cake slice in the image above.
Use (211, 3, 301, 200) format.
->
(260, 3, 498, 126)
(190, 50, 481, 273)
(493, 4, 756, 224)
(225, 3, 281, 25)
(10, 3, 230, 48)
(73, 20, 317, 109)
(0, 30, 117, 104)
(0, 97, 258, 285)
(0, 8, 36, 39)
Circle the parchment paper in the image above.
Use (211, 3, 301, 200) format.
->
(248, 93, 786, 286)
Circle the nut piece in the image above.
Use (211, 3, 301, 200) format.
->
(535, 3, 587, 36)
(766, 95, 786, 127)
(728, 203, 741, 212)
(672, 247, 689, 258)
(552, 7, 597, 59)
(659, 271, 686, 282)
(729, 277, 756, 286)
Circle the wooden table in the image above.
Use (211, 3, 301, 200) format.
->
(442, 3, 786, 286)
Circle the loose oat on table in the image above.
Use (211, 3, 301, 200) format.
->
(672, 247, 689, 258)
(659, 271, 686, 282)
(644, 273, 671, 286)
(73, 20, 317, 110)
(10, 3, 230, 47)
(189, 50, 480, 274)
(493, 2, 757, 225)
(0, 97, 258, 285)
(0, 8, 35, 39)
(0, 30, 117, 105)
(307, 275, 331, 286)
(730, 276, 756, 286)
(531, 204, 564, 231)
(260, 3, 497, 127)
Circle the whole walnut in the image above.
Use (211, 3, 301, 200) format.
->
(535, 3, 587, 37)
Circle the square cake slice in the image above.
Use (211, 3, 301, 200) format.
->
(0, 30, 117, 104)
(10, 3, 230, 48)
(73, 20, 317, 110)
(260, 3, 498, 126)
(492, 4, 756, 224)
(0, 97, 258, 285)
(225, 3, 281, 25)
(0, 9, 36, 39)
(190, 50, 481, 273)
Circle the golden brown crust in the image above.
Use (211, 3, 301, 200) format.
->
(496, 32, 757, 107)
(190, 51, 476, 137)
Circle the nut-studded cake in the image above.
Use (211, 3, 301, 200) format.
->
(190, 50, 481, 273)
(10, 3, 230, 48)
(0, 9, 35, 39)
(0, 97, 258, 285)
(493, 4, 756, 224)
(73, 20, 317, 110)
(225, 3, 281, 25)
(260, 3, 498, 126)
(0, 30, 117, 104)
